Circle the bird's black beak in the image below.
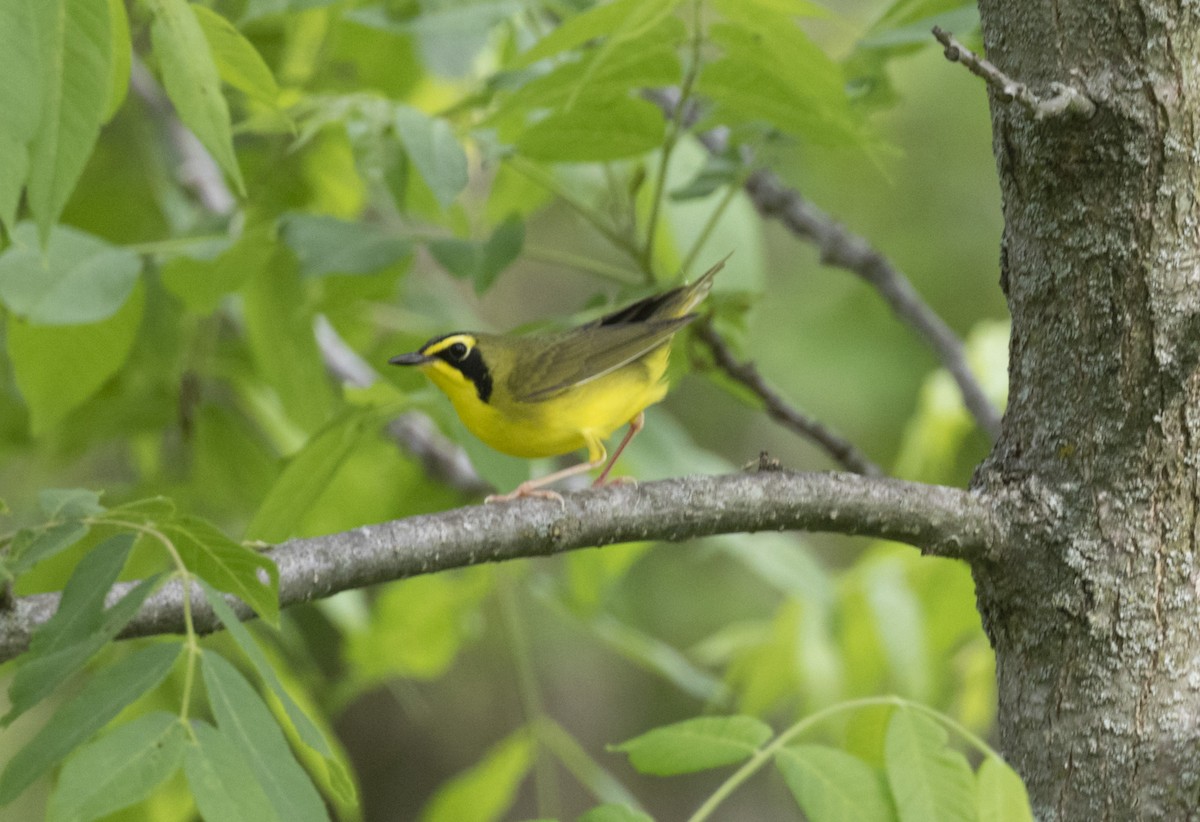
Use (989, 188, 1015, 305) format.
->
(389, 352, 433, 366)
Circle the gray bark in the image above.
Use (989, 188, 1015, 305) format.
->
(0, 471, 997, 663)
(972, 1, 1200, 818)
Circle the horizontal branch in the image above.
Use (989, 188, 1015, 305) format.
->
(932, 26, 1096, 120)
(0, 471, 1001, 663)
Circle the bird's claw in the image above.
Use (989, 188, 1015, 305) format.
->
(485, 485, 566, 507)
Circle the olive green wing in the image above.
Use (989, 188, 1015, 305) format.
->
(506, 316, 695, 402)
(590, 254, 725, 327)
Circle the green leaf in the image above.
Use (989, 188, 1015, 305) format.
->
(0, 223, 141, 325)
(392, 106, 468, 209)
(148, 0, 245, 193)
(345, 0, 526, 39)
(28, 534, 134, 654)
(513, 0, 679, 68)
(670, 155, 743, 202)
(776, 745, 895, 822)
(185, 720, 281, 822)
(0, 642, 181, 805)
(191, 4, 280, 105)
(427, 214, 524, 294)
(577, 805, 654, 822)
(279, 214, 412, 278)
(864, 559, 930, 699)
(102, 495, 177, 522)
(700, 15, 864, 148)
(163, 516, 279, 625)
(0, 133, 29, 235)
(843, 704, 896, 769)
(418, 730, 532, 822)
(103, 0, 131, 120)
(242, 0, 340, 21)
(612, 715, 772, 776)
(344, 569, 492, 683)
(160, 224, 275, 314)
(46, 711, 186, 822)
(517, 95, 665, 161)
(5, 521, 89, 578)
(3, 574, 162, 725)
(976, 757, 1032, 822)
(197, 579, 356, 805)
(490, 20, 683, 130)
(884, 709, 976, 822)
(858, 6, 979, 49)
(724, 0, 830, 15)
(240, 250, 337, 431)
(720, 533, 831, 603)
(0, 3, 44, 145)
(246, 408, 375, 543)
(38, 488, 105, 520)
(590, 614, 728, 704)
(0, 2, 42, 231)
(26, 0, 113, 240)
(7, 278, 145, 436)
(564, 541, 649, 615)
(202, 653, 330, 822)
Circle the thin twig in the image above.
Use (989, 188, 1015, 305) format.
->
(932, 27, 1096, 120)
(641, 89, 1003, 439)
(642, 0, 705, 272)
(0, 470, 1003, 661)
(507, 156, 643, 264)
(385, 414, 493, 496)
(736, 166, 1004, 439)
(694, 321, 884, 476)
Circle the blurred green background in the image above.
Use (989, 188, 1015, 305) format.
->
(0, 0, 1009, 819)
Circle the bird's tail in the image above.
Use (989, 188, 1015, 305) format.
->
(677, 251, 732, 314)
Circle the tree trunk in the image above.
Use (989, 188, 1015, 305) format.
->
(972, 1, 1200, 818)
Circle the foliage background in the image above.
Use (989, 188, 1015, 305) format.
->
(0, 0, 1011, 819)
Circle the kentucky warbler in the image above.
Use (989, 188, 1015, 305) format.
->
(389, 256, 727, 502)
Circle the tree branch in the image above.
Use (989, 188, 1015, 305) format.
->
(647, 94, 1003, 440)
(0, 471, 1001, 663)
(130, 59, 237, 216)
(693, 321, 885, 476)
(932, 26, 1096, 120)
(736, 166, 1004, 439)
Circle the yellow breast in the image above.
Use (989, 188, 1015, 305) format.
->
(429, 346, 671, 460)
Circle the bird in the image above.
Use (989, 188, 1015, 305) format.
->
(389, 255, 727, 502)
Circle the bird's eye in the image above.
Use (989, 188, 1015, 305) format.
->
(448, 342, 469, 360)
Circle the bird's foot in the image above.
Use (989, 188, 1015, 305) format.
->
(592, 475, 637, 489)
(485, 484, 565, 506)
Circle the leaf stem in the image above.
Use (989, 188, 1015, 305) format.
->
(641, 0, 705, 278)
(688, 695, 1007, 821)
(99, 517, 201, 724)
(687, 696, 889, 822)
(524, 244, 642, 285)
(678, 174, 743, 278)
(535, 715, 645, 810)
(498, 569, 559, 819)
(507, 156, 643, 264)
